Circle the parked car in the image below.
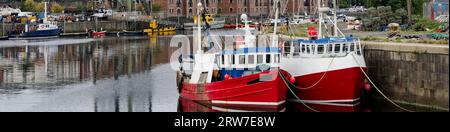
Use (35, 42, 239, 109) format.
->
(74, 14, 87, 22)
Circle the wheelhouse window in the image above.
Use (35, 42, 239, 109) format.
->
(275, 54, 280, 63)
(266, 54, 271, 63)
(221, 55, 225, 65)
(257, 55, 263, 64)
(294, 44, 301, 56)
(301, 44, 306, 53)
(318, 45, 325, 54)
(239, 55, 245, 64)
(232, 55, 235, 64)
(284, 42, 291, 56)
(305, 45, 310, 54)
(335, 44, 341, 53)
(248, 55, 255, 64)
(327, 44, 333, 54)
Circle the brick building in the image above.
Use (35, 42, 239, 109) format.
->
(2, 0, 331, 18)
(152, 0, 330, 18)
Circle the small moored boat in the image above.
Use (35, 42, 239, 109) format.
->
(7, 2, 60, 40)
(143, 20, 177, 35)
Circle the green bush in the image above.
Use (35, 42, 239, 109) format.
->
(411, 17, 441, 32)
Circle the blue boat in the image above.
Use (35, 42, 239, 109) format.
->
(7, 2, 61, 40)
(8, 23, 61, 39)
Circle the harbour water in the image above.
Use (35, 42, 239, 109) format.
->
(0, 36, 445, 112)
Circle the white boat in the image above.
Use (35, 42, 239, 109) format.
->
(1, 5, 21, 17)
(92, 8, 112, 19)
(280, 0, 369, 112)
(290, 15, 309, 25)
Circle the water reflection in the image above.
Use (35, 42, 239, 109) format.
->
(0, 36, 177, 112)
(0, 37, 171, 86)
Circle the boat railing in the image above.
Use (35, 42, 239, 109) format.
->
(283, 40, 363, 58)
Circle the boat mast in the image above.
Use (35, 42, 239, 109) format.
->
(44, 1, 48, 22)
(333, 0, 338, 37)
(196, 2, 203, 54)
(272, 0, 279, 47)
(318, 0, 322, 39)
(292, 0, 295, 16)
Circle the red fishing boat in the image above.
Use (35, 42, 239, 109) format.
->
(89, 30, 106, 38)
(280, 0, 369, 112)
(177, 4, 289, 110)
(178, 97, 287, 112)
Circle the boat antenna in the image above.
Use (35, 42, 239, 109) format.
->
(333, 0, 338, 37)
(318, 0, 322, 39)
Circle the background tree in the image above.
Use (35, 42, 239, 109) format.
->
(51, 2, 65, 13)
(338, 0, 349, 8)
(152, 4, 161, 12)
(76, 3, 84, 14)
(360, 0, 425, 16)
(21, 0, 36, 12)
(35, 2, 45, 12)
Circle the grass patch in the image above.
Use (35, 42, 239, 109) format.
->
(362, 36, 449, 44)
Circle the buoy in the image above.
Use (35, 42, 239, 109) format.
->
(224, 74, 232, 80)
(364, 81, 371, 92)
(289, 76, 296, 83)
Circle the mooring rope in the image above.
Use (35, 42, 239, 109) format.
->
(350, 54, 414, 112)
(278, 70, 320, 112)
(286, 55, 336, 90)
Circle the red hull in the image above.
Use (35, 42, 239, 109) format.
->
(291, 67, 367, 112)
(288, 101, 362, 112)
(178, 98, 286, 112)
(181, 70, 289, 109)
